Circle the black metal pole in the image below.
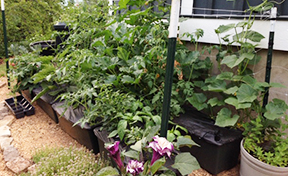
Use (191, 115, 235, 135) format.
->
(263, 7, 276, 108)
(263, 32, 274, 107)
(160, 0, 180, 137)
(2, 1, 10, 87)
(160, 38, 176, 137)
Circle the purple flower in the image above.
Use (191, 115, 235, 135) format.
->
(126, 160, 144, 175)
(148, 136, 174, 165)
(106, 141, 124, 169)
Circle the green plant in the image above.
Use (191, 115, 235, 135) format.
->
(22, 146, 110, 176)
(242, 99, 288, 167)
(101, 135, 200, 176)
(31, 0, 211, 121)
(0, 0, 64, 57)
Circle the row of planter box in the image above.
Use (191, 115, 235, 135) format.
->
(22, 88, 242, 175)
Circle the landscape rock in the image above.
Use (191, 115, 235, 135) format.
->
(0, 137, 13, 150)
(3, 146, 20, 162)
(0, 101, 5, 108)
(0, 115, 15, 127)
(0, 106, 9, 114)
(0, 126, 11, 137)
(1, 112, 10, 118)
(0, 81, 5, 88)
(6, 156, 31, 174)
(27, 164, 37, 175)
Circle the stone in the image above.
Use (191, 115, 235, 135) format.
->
(0, 115, 15, 127)
(1, 112, 9, 118)
(6, 156, 31, 174)
(0, 81, 5, 88)
(0, 106, 9, 114)
(27, 164, 37, 175)
(0, 137, 13, 150)
(0, 126, 10, 137)
(3, 146, 20, 162)
(0, 101, 5, 108)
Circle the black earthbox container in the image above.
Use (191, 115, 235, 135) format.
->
(32, 87, 59, 123)
(52, 102, 99, 154)
(174, 110, 242, 175)
(5, 95, 35, 118)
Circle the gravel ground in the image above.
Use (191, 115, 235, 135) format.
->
(0, 76, 239, 176)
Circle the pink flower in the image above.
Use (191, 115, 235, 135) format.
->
(148, 136, 174, 165)
(106, 141, 124, 169)
(126, 160, 144, 175)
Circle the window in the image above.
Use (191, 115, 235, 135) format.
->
(181, 0, 288, 19)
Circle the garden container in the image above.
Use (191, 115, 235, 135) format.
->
(52, 102, 99, 154)
(94, 127, 115, 159)
(29, 40, 56, 56)
(240, 140, 288, 176)
(32, 87, 59, 123)
(21, 89, 34, 100)
(54, 22, 69, 47)
(4, 95, 35, 118)
(173, 110, 242, 175)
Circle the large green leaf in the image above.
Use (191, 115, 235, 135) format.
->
(117, 120, 127, 140)
(225, 97, 251, 109)
(151, 157, 166, 175)
(122, 150, 139, 160)
(245, 30, 265, 42)
(221, 54, 244, 68)
(239, 53, 255, 61)
(96, 166, 119, 176)
(118, 0, 130, 9)
(176, 136, 200, 149)
(216, 72, 233, 80)
(264, 99, 288, 120)
(207, 79, 227, 92)
(236, 84, 258, 103)
(117, 47, 130, 61)
(186, 93, 207, 111)
(224, 86, 238, 95)
(270, 82, 287, 88)
(130, 140, 142, 152)
(215, 23, 235, 34)
(207, 97, 225, 107)
(215, 108, 239, 127)
(172, 152, 200, 175)
(121, 75, 134, 83)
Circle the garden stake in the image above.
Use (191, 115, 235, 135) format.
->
(263, 7, 277, 108)
(1, 0, 10, 87)
(160, 0, 180, 137)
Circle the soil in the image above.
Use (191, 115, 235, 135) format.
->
(0, 76, 239, 176)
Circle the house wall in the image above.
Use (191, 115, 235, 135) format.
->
(185, 42, 288, 104)
(179, 18, 288, 51)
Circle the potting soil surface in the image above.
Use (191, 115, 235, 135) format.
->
(0, 76, 239, 176)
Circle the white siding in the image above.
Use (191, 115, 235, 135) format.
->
(180, 18, 288, 51)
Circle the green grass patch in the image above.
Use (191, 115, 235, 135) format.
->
(20, 146, 110, 176)
(0, 62, 7, 77)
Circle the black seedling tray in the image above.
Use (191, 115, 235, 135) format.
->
(5, 95, 35, 118)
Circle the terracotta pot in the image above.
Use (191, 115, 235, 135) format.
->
(240, 140, 288, 176)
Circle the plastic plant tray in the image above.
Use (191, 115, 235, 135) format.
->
(5, 95, 35, 118)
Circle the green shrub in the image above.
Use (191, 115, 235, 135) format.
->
(0, 0, 64, 57)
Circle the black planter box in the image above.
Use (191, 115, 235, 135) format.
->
(30, 40, 56, 56)
(52, 102, 99, 154)
(173, 110, 242, 175)
(5, 95, 35, 118)
(21, 89, 34, 100)
(93, 127, 115, 159)
(32, 87, 59, 123)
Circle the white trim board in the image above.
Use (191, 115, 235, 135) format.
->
(179, 18, 288, 51)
